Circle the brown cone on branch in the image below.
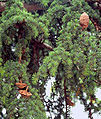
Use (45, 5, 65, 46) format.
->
(15, 79, 32, 98)
(80, 12, 89, 30)
(15, 80, 27, 89)
(19, 86, 32, 98)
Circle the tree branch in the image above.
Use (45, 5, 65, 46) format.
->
(0, 2, 45, 12)
(89, 17, 101, 31)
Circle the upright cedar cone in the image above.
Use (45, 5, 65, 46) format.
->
(80, 12, 89, 30)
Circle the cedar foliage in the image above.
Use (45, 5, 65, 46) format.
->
(0, 0, 101, 119)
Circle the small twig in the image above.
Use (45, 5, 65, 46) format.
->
(93, 80, 101, 85)
(89, 17, 101, 31)
(18, 55, 22, 64)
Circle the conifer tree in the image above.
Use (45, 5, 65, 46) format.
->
(0, 0, 49, 118)
(0, 0, 101, 119)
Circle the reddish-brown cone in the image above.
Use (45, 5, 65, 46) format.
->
(15, 80, 27, 89)
(15, 83, 27, 89)
(80, 12, 89, 30)
(19, 86, 32, 98)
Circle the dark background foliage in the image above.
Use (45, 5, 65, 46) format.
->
(0, 0, 101, 119)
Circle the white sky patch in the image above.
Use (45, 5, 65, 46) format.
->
(55, 36, 57, 38)
(45, 78, 101, 119)
(2, 78, 5, 82)
(71, 101, 101, 119)
(93, 113, 101, 119)
(17, 94, 21, 99)
(95, 88, 101, 99)
(45, 77, 55, 98)
(2, 108, 6, 115)
(71, 100, 88, 119)
(11, 46, 16, 52)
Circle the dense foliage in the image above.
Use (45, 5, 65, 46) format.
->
(0, 0, 101, 119)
